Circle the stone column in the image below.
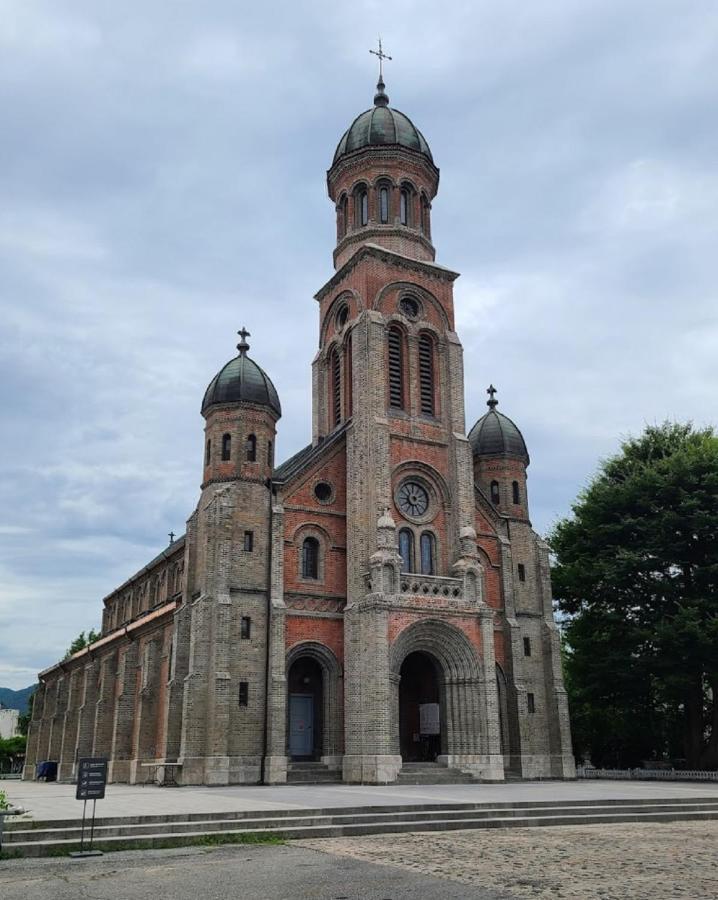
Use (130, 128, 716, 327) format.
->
(263, 499, 288, 784)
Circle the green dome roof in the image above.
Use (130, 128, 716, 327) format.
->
(468, 389, 529, 465)
(332, 79, 433, 166)
(202, 332, 281, 417)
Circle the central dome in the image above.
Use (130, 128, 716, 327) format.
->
(332, 79, 433, 166)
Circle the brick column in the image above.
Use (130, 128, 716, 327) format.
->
(93, 651, 117, 760)
(58, 668, 83, 781)
(75, 659, 100, 766)
(131, 637, 162, 781)
(109, 642, 138, 782)
(22, 682, 45, 780)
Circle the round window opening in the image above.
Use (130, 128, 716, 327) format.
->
(314, 481, 334, 504)
(399, 296, 420, 320)
(336, 304, 349, 329)
(397, 480, 429, 518)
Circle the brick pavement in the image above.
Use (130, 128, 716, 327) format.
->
(298, 821, 718, 899)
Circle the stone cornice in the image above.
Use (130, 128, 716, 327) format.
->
(315, 243, 460, 303)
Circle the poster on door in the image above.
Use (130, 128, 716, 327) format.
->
(419, 702, 440, 735)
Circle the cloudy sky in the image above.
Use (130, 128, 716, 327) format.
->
(1, 0, 716, 689)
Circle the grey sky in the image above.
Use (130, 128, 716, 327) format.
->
(1, 0, 716, 689)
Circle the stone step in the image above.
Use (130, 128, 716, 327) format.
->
(286, 769, 342, 784)
(12, 800, 718, 844)
(5, 802, 718, 857)
(8, 796, 718, 833)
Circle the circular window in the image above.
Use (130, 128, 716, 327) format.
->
(336, 304, 349, 329)
(399, 296, 420, 320)
(397, 480, 429, 518)
(314, 481, 334, 504)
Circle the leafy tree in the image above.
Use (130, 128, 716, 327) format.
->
(17, 691, 34, 736)
(64, 629, 100, 659)
(0, 735, 26, 774)
(550, 422, 718, 769)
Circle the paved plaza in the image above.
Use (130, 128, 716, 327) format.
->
(5, 778, 718, 822)
(1, 821, 717, 899)
(299, 821, 718, 899)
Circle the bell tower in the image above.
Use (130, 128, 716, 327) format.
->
(315, 60, 503, 783)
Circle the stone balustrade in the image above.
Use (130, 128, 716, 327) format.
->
(399, 573, 464, 600)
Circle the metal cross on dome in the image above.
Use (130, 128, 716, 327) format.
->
(369, 37, 392, 80)
(237, 327, 251, 354)
(487, 384, 499, 409)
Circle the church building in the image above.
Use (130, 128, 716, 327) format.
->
(24, 72, 575, 785)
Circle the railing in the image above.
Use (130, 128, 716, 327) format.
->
(399, 573, 464, 600)
(577, 766, 718, 782)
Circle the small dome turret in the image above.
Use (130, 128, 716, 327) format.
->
(468, 385, 529, 465)
(202, 329, 281, 418)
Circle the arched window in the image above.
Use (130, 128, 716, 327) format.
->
(400, 187, 411, 226)
(398, 528, 414, 573)
(205, 439, 211, 466)
(329, 346, 341, 427)
(338, 194, 348, 238)
(490, 480, 500, 504)
(420, 194, 430, 235)
(221, 433, 231, 461)
(245, 434, 257, 462)
(302, 537, 319, 579)
(420, 532, 436, 575)
(379, 185, 389, 223)
(512, 480, 520, 505)
(267, 439, 273, 467)
(355, 187, 368, 227)
(387, 326, 405, 410)
(344, 333, 353, 418)
(418, 333, 435, 416)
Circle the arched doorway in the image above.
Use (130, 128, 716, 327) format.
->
(287, 656, 323, 760)
(399, 651, 443, 761)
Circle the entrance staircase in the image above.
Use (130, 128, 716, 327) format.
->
(287, 761, 342, 784)
(4, 797, 718, 857)
(397, 761, 476, 785)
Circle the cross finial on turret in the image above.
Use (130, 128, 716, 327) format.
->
(487, 384, 498, 409)
(168, 531, 175, 544)
(370, 37, 391, 107)
(237, 327, 251, 355)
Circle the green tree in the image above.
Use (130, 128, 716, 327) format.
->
(550, 422, 718, 769)
(64, 628, 100, 659)
(17, 691, 34, 736)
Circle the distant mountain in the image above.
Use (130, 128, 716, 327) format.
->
(0, 685, 35, 714)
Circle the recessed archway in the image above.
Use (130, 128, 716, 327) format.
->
(399, 651, 443, 761)
(287, 656, 323, 760)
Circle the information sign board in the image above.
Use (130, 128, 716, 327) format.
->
(76, 757, 108, 801)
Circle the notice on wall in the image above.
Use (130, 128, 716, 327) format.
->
(419, 702, 440, 735)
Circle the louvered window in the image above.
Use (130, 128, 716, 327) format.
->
(418, 333, 435, 416)
(330, 348, 341, 427)
(388, 327, 405, 410)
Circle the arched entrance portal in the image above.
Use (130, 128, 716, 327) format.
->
(287, 657, 323, 760)
(399, 651, 443, 761)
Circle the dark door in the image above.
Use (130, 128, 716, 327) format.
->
(289, 693, 314, 757)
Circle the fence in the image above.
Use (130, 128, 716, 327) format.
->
(577, 766, 718, 782)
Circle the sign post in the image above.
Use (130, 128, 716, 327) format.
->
(70, 757, 107, 858)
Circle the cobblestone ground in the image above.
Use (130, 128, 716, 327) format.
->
(298, 822, 718, 899)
